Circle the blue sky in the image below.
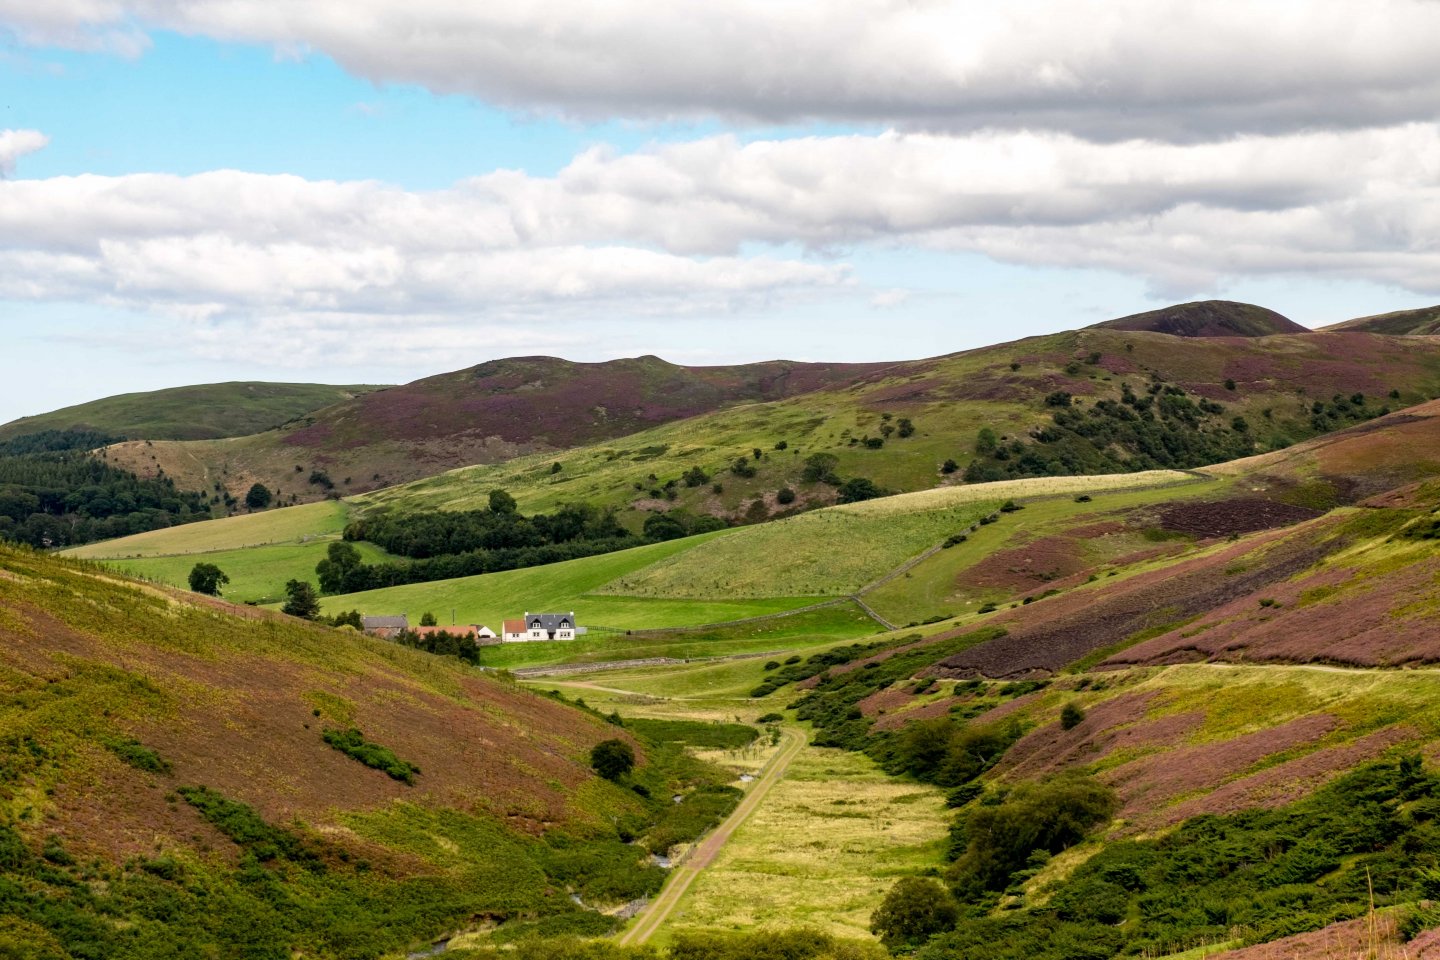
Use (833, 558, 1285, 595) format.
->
(3, 3, 1439, 425)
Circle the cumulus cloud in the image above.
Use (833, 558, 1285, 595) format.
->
(5, 1, 1440, 137)
(0, 129, 50, 176)
(5, 123, 1440, 353)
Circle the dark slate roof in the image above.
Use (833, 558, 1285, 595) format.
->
(526, 612, 576, 631)
(362, 615, 409, 631)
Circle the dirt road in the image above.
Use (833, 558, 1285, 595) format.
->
(617, 727, 808, 946)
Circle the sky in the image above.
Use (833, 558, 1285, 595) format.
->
(4, 1, 1440, 425)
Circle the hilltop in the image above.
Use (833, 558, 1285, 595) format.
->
(1088, 299, 1309, 338)
(100, 355, 892, 506)
(354, 325, 1440, 527)
(0, 381, 387, 442)
(1323, 304, 1440, 335)
(0, 544, 741, 957)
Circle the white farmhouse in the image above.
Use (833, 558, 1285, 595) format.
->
(500, 612, 580, 642)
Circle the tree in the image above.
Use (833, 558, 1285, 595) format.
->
(244, 483, 272, 510)
(315, 540, 361, 594)
(643, 512, 688, 542)
(975, 427, 999, 455)
(590, 738, 635, 780)
(281, 579, 321, 619)
(897, 417, 915, 438)
(420, 611, 438, 627)
(870, 877, 959, 950)
(682, 465, 710, 488)
(188, 562, 229, 596)
(488, 489, 518, 514)
(941, 458, 959, 474)
(776, 487, 796, 505)
(801, 452, 840, 485)
(1060, 702, 1085, 730)
(837, 477, 884, 504)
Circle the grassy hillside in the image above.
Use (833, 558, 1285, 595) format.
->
(66, 499, 351, 559)
(315, 531, 830, 633)
(100, 355, 888, 509)
(0, 381, 386, 442)
(353, 328, 1440, 532)
(0, 544, 746, 958)
(1324, 304, 1440, 335)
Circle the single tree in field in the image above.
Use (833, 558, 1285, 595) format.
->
(488, 488, 518, 514)
(315, 540, 362, 594)
(1060, 702, 1086, 730)
(188, 562, 229, 596)
(419, 611, 438, 627)
(590, 739, 635, 780)
(244, 483, 272, 510)
(281, 579, 321, 620)
(870, 877, 959, 950)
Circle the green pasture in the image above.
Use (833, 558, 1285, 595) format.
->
(601, 500, 999, 601)
(861, 475, 1217, 625)
(476, 602, 879, 671)
(65, 500, 350, 559)
(107, 538, 396, 605)
(315, 531, 825, 631)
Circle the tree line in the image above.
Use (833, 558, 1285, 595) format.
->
(0, 431, 213, 548)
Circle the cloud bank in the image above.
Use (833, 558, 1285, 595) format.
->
(6, 1, 1440, 138)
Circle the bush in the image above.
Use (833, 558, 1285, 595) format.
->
(947, 774, 1117, 896)
(776, 487, 796, 505)
(591, 739, 636, 780)
(871, 876, 960, 949)
(1060, 703, 1085, 730)
(322, 728, 421, 784)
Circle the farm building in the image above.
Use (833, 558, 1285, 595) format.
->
(501, 612, 581, 642)
(409, 624, 501, 646)
(361, 614, 408, 638)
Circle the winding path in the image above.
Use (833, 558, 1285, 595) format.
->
(617, 727, 808, 946)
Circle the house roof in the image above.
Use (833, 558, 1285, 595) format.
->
(526, 612, 575, 631)
(361, 615, 408, 631)
(503, 619, 526, 634)
(412, 624, 474, 637)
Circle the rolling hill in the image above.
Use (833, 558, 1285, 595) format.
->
(1089, 299, 1310, 337)
(99, 355, 892, 508)
(1323, 304, 1440, 335)
(0, 381, 388, 442)
(353, 324, 1440, 528)
(0, 544, 741, 958)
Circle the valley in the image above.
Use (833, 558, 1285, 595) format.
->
(10, 304, 1440, 958)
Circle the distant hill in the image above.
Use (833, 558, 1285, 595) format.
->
(0, 544, 728, 955)
(86, 302, 1440, 518)
(355, 326, 1440, 527)
(0, 381, 388, 442)
(1322, 304, 1440, 335)
(100, 355, 894, 505)
(1089, 300, 1309, 337)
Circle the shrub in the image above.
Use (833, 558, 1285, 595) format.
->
(756, 713, 784, 724)
(103, 736, 171, 774)
(1059, 703, 1085, 730)
(591, 739, 635, 780)
(322, 728, 420, 784)
(941, 458, 959, 474)
(776, 487, 796, 505)
(871, 877, 960, 950)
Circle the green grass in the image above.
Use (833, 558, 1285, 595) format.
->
(66, 499, 351, 559)
(657, 745, 952, 945)
(316, 531, 826, 632)
(861, 476, 1217, 626)
(602, 499, 1000, 601)
(0, 381, 387, 441)
(477, 603, 880, 670)
(104, 538, 396, 605)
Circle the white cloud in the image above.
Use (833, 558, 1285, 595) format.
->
(6, 1, 1440, 137)
(0, 129, 50, 176)
(5, 123, 1440, 365)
